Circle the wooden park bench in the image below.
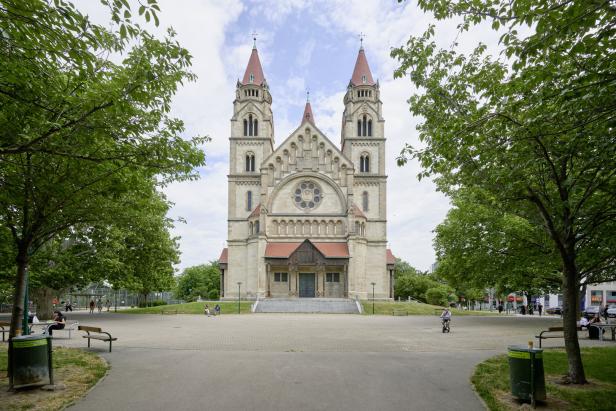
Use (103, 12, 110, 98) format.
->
(0, 321, 9, 342)
(79, 325, 117, 352)
(392, 309, 408, 316)
(535, 326, 583, 348)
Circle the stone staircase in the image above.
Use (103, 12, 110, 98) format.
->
(254, 298, 360, 314)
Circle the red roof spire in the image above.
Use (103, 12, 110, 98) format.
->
(350, 47, 375, 86)
(302, 100, 315, 125)
(241, 46, 265, 85)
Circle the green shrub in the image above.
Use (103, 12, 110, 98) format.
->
(425, 286, 451, 306)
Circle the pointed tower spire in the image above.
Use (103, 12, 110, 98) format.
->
(242, 46, 265, 85)
(301, 94, 315, 125)
(350, 47, 375, 86)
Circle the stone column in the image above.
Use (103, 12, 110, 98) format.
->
(344, 264, 349, 298)
(220, 269, 225, 298)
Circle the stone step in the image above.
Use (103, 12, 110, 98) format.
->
(255, 298, 360, 314)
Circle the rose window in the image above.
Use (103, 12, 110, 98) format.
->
(293, 180, 322, 211)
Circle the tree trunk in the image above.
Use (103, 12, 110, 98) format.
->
(562, 259, 586, 384)
(32, 287, 56, 320)
(10, 246, 29, 338)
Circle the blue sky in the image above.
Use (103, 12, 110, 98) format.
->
(80, 0, 500, 272)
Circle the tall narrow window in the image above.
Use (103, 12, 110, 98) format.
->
(362, 115, 367, 136)
(254, 119, 258, 136)
(248, 114, 253, 136)
(362, 191, 369, 212)
(255, 221, 260, 234)
(367, 120, 372, 137)
(243, 119, 248, 136)
(249, 73, 254, 83)
(357, 120, 362, 136)
(360, 154, 370, 173)
(247, 190, 252, 211)
(245, 153, 255, 172)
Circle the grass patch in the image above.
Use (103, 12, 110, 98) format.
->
(119, 301, 253, 314)
(472, 347, 616, 410)
(361, 300, 499, 316)
(0, 344, 108, 411)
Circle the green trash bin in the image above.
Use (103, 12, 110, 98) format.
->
(508, 345, 546, 402)
(9, 333, 53, 389)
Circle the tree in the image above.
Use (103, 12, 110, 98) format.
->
(392, 0, 616, 383)
(425, 285, 452, 306)
(434, 188, 562, 296)
(175, 263, 220, 302)
(0, 0, 206, 336)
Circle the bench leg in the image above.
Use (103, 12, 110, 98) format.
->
(88, 338, 91, 348)
(109, 340, 112, 353)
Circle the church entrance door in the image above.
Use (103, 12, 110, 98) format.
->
(299, 273, 315, 298)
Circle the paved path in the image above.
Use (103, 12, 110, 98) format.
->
(21, 312, 608, 411)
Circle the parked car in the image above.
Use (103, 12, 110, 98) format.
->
(546, 306, 562, 315)
(583, 305, 601, 319)
(607, 304, 616, 318)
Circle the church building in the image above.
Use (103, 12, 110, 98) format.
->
(219, 43, 395, 300)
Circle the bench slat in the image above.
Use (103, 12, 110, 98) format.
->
(82, 335, 117, 341)
(79, 325, 102, 333)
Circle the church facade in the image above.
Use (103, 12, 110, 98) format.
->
(219, 44, 395, 300)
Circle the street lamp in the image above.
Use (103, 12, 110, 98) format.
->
(237, 282, 242, 314)
(371, 282, 376, 315)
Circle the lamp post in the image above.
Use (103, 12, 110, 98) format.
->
(237, 282, 242, 314)
(371, 282, 376, 315)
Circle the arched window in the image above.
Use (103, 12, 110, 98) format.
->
(243, 119, 248, 136)
(367, 119, 372, 137)
(362, 75, 367, 84)
(357, 120, 362, 136)
(247, 190, 252, 211)
(245, 152, 255, 172)
(362, 115, 367, 136)
(254, 119, 258, 136)
(249, 73, 254, 83)
(248, 114, 253, 136)
(360, 154, 370, 173)
(362, 191, 369, 212)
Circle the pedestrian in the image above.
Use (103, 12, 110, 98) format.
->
(65, 300, 73, 312)
(520, 305, 526, 315)
(538, 303, 543, 316)
(89, 299, 95, 314)
(204, 304, 211, 317)
(105, 299, 111, 312)
(602, 304, 608, 322)
(498, 303, 503, 314)
(96, 298, 103, 313)
(214, 304, 221, 316)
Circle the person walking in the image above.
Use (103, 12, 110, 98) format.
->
(538, 303, 543, 316)
(602, 304, 608, 322)
(204, 304, 211, 317)
(214, 304, 221, 316)
(96, 298, 103, 313)
(89, 299, 95, 314)
(498, 303, 503, 314)
(65, 300, 73, 312)
(105, 299, 112, 312)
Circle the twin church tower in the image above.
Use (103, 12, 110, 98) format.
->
(218, 43, 395, 300)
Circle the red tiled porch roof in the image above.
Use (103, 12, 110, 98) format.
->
(386, 249, 396, 265)
(218, 248, 228, 264)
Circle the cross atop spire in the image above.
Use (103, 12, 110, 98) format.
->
(251, 31, 258, 49)
(358, 32, 366, 49)
(306, 89, 310, 102)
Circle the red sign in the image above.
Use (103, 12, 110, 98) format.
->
(507, 295, 515, 302)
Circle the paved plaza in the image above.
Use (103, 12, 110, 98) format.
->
(11, 312, 612, 411)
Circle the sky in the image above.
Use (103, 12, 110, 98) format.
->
(77, 0, 500, 272)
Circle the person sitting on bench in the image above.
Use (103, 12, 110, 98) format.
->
(578, 316, 589, 330)
(588, 313, 604, 340)
(47, 310, 66, 336)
